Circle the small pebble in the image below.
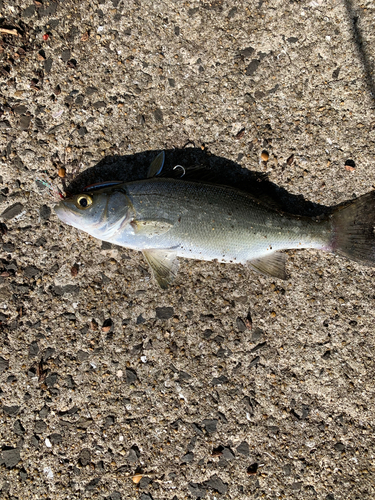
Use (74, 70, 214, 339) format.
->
(71, 265, 79, 277)
(287, 154, 294, 165)
(261, 151, 269, 161)
(345, 159, 356, 172)
(43, 34, 49, 41)
(132, 474, 143, 484)
(58, 167, 66, 178)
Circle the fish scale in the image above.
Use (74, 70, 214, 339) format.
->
(121, 178, 331, 263)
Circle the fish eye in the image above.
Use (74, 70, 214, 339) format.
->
(76, 194, 93, 209)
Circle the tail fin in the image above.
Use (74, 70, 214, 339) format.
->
(331, 191, 375, 265)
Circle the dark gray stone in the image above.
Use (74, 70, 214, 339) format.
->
(126, 448, 138, 463)
(50, 433, 62, 445)
(65, 375, 75, 388)
(29, 340, 39, 357)
(240, 46, 255, 58)
(136, 314, 145, 324)
(61, 49, 71, 62)
(35, 420, 47, 434)
(236, 317, 247, 331)
(0, 356, 9, 373)
(188, 483, 206, 498)
(86, 86, 98, 95)
(202, 419, 218, 433)
(1, 203, 24, 221)
(250, 340, 267, 353)
(205, 474, 228, 494)
(24, 266, 40, 278)
(108, 492, 122, 500)
(139, 476, 152, 488)
(249, 356, 260, 367)
(79, 448, 91, 466)
(126, 368, 138, 384)
(222, 446, 235, 460)
(44, 347, 56, 360)
(40, 205, 51, 219)
(13, 420, 25, 436)
(140, 494, 153, 500)
(44, 58, 53, 73)
(19, 468, 27, 480)
(1, 448, 20, 468)
(178, 371, 191, 382)
(86, 477, 100, 490)
(104, 415, 115, 427)
(181, 451, 194, 463)
(154, 108, 163, 122)
(155, 306, 174, 319)
(211, 375, 228, 385)
(77, 350, 89, 361)
(22, 5, 36, 17)
(93, 101, 106, 109)
(19, 115, 31, 131)
(3, 242, 14, 252)
(45, 373, 58, 387)
(78, 126, 88, 136)
(13, 105, 28, 115)
(237, 440, 249, 456)
(30, 435, 40, 448)
(291, 482, 303, 490)
(3, 405, 20, 416)
(334, 442, 345, 451)
(246, 59, 260, 76)
(39, 405, 50, 418)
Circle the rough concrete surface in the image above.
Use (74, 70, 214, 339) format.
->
(1, 0, 375, 499)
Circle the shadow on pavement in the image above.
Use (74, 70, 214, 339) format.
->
(65, 148, 333, 218)
(343, 0, 375, 106)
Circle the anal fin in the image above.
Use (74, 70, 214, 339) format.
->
(142, 249, 179, 289)
(248, 252, 287, 280)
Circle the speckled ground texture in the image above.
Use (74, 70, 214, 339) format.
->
(1, 0, 375, 499)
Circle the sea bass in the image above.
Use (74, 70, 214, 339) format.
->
(55, 152, 375, 288)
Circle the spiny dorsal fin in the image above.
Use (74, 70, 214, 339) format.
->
(248, 252, 287, 280)
(131, 219, 173, 237)
(142, 249, 179, 289)
(147, 151, 165, 178)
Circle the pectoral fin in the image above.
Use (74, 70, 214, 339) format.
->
(142, 249, 179, 289)
(247, 252, 287, 280)
(147, 151, 165, 178)
(131, 219, 173, 237)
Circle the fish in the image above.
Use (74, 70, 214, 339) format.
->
(54, 152, 375, 289)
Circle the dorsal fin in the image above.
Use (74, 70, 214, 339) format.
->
(147, 151, 165, 178)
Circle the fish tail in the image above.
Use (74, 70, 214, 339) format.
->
(330, 191, 375, 265)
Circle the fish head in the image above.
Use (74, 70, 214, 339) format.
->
(54, 188, 133, 239)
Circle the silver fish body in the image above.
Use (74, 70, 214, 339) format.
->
(96, 178, 331, 261)
(55, 159, 375, 288)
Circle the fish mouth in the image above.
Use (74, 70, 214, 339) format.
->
(54, 201, 78, 225)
